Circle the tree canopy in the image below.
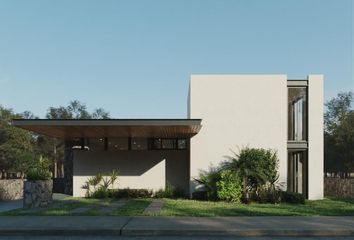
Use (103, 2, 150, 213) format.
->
(0, 100, 110, 178)
(324, 92, 354, 177)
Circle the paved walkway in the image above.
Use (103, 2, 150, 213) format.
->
(143, 199, 164, 215)
(0, 216, 353, 237)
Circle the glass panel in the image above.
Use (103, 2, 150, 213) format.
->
(162, 139, 176, 149)
(108, 138, 128, 150)
(177, 139, 187, 149)
(152, 138, 162, 149)
(288, 151, 307, 195)
(288, 87, 307, 141)
(131, 138, 147, 150)
(88, 138, 104, 151)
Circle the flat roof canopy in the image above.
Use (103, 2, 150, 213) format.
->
(12, 119, 202, 139)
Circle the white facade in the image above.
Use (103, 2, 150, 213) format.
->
(308, 75, 324, 199)
(14, 74, 324, 199)
(188, 74, 324, 200)
(73, 150, 189, 197)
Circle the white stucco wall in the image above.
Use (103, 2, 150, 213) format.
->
(308, 74, 324, 200)
(189, 75, 288, 194)
(73, 150, 189, 197)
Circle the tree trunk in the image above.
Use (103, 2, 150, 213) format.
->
(243, 176, 248, 203)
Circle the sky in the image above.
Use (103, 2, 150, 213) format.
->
(0, 0, 353, 118)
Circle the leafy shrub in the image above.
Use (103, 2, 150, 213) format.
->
(281, 191, 305, 204)
(216, 170, 242, 203)
(193, 147, 281, 203)
(91, 186, 110, 199)
(253, 185, 282, 204)
(194, 166, 222, 200)
(26, 156, 51, 181)
(111, 188, 152, 199)
(192, 190, 208, 201)
(224, 147, 279, 202)
(155, 182, 187, 199)
(172, 187, 188, 198)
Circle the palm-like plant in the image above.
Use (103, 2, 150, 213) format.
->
(109, 170, 119, 189)
(81, 181, 91, 197)
(88, 173, 103, 192)
(194, 166, 221, 200)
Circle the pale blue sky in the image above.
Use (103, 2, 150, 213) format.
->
(0, 0, 353, 118)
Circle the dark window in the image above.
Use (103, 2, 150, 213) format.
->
(152, 138, 162, 149)
(288, 87, 307, 141)
(108, 138, 128, 150)
(149, 138, 187, 150)
(89, 138, 104, 151)
(131, 138, 148, 150)
(177, 139, 187, 149)
(162, 139, 176, 149)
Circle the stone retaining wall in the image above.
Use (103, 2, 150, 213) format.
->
(23, 180, 53, 208)
(324, 177, 354, 198)
(0, 179, 24, 200)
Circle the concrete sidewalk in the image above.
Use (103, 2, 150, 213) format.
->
(0, 216, 353, 237)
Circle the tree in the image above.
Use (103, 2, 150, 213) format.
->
(0, 106, 37, 177)
(92, 108, 110, 119)
(46, 100, 110, 119)
(324, 92, 354, 177)
(325, 92, 353, 134)
(334, 111, 354, 174)
(0, 101, 111, 180)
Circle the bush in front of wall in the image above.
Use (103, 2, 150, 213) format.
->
(91, 186, 110, 199)
(155, 182, 187, 199)
(194, 166, 222, 201)
(192, 190, 208, 201)
(281, 191, 305, 204)
(81, 170, 119, 198)
(223, 147, 279, 203)
(111, 188, 153, 199)
(26, 156, 52, 181)
(253, 184, 282, 204)
(216, 170, 242, 203)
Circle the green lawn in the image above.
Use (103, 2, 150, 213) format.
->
(2, 197, 354, 216)
(160, 198, 354, 216)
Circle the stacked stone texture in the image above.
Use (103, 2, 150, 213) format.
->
(23, 180, 53, 208)
(0, 179, 24, 200)
(324, 178, 354, 198)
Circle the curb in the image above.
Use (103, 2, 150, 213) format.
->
(0, 229, 122, 236)
(121, 229, 354, 237)
(0, 228, 353, 237)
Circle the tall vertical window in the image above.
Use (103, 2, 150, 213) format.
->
(288, 87, 307, 141)
(288, 151, 308, 196)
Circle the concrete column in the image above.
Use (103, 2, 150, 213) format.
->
(308, 75, 324, 200)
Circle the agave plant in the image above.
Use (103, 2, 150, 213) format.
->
(81, 181, 91, 197)
(110, 169, 119, 189)
(88, 173, 103, 192)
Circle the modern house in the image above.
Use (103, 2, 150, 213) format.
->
(13, 74, 324, 200)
